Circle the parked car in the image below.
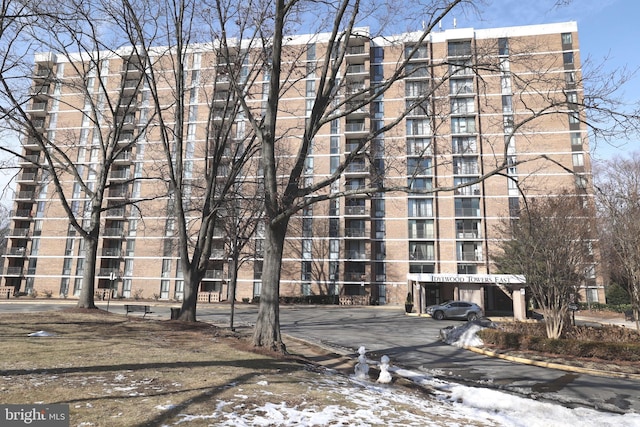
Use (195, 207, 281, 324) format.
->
(426, 301, 483, 321)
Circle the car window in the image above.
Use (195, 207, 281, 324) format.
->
(460, 302, 471, 307)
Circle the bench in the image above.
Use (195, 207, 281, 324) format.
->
(124, 304, 153, 318)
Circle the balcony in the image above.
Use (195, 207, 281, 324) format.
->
(345, 121, 368, 136)
(107, 188, 129, 199)
(27, 101, 47, 115)
(210, 249, 226, 259)
(31, 118, 46, 130)
(9, 228, 31, 237)
(15, 191, 36, 201)
(113, 152, 133, 164)
(109, 169, 130, 180)
(457, 231, 481, 239)
(203, 270, 224, 280)
(123, 79, 140, 92)
(345, 250, 368, 260)
(344, 271, 367, 282)
(458, 251, 483, 262)
(344, 162, 368, 175)
(103, 227, 125, 237)
(4, 267, 24, 276)
(104, 207, 125, 218)
(101, 248, 122, 257)
(346, 45, 368, 64)
(454, 185, 481, 196)
(33, 67, 53, 81)
(17, 172, 37, 183)
(7, 247, 27, 257)
(344, 227, 369, 238)
(345, 64, 369, 82)
(18, 154, 40, 165)
(344, 205, 369, 216)
(10, 209, 33, 219)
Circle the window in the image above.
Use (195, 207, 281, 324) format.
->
(450, 78, 473, 95)
(565, 71, 576, 84)
(407, 138, 432, 156)
(572, 153, 584, 167)
(454, 198, 480, 217)
(449, 60, 472, 76)
(408, 219, 434, 239)
(407, 119, 431, 136)
(409, 242, 435, 260)
(452, 137, 477, 154)
(566, 91, 578, 104)
(451, 117, 476, 134)
(502, 95, 513, 113)
(408, 198, 433, 217)
(498, 38, 509, 56)
(451, 97, 475, 114)
(408, 177, 432, 190)
(571, 132, 582, 146)
(448, 40, 472, 57)
(501, 75, 512, 93)
(408, 157, 432, 175)
(569, 112, 580, 124)
(561, 33, 572, 45)
(563, 52, 574, 64)
(406, 81, 428, 97)
(509, 197, 520, 217)
(306, 79, 315, 97)
(575, 175, 588, 189)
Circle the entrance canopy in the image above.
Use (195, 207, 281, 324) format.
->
(407, 273, 528, 320)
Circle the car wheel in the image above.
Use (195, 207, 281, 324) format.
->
(433, 311, 444, 320)
(467, 312, 478, 321)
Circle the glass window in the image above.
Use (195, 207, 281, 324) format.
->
(563, 52, 574, 64)
(498, 38, 509, 56)
(450, 78, 474, 95)
(566, 91, 578, 104)
(571, 132, 582, 146)
(408, 198, 433, 217)
(502, 95, 513, 113)
(451, 97, 475, 114)
(561, 33, 572, 45)
(451, 117, 476, 134)
(569, 112, 580, 124)
(448, 40, 472, 57)
(572, 153, 584, 167)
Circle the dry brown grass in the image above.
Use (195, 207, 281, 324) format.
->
(0, 309, 480, 426)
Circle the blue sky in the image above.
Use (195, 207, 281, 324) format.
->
(464, 0, 640, 161)
(1, 0, 639, 205)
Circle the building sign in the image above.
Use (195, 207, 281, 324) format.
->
(407, 273, 526, 285)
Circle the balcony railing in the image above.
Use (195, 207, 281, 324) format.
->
(204, 270, 224, 279)
(345, 250, 368, 260)
(345, 205, 368, 215)
(458, 252, 483, 262)
(5, 267, 24, 276)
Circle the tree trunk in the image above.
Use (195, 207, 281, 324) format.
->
(252, 219, 288, 352)
(179, 268, 198, 322)
(77, 233, 99, 309)
(229, 256, 238, 331)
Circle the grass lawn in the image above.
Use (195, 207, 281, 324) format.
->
(0, 309, 465, 427)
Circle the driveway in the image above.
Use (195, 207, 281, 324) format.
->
(2, 301, 639, 413)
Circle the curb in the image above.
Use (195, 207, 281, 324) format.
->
(465, 345, 640, 380)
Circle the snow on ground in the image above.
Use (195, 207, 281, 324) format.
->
(156, 367, 640, 427)
(154, 323, 640, 426)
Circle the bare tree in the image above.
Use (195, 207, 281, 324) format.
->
(0, 1, 164, 306)
(201, 0, 640, 351)
(595, 153, 640, 329)
(492, 192, 595, 339)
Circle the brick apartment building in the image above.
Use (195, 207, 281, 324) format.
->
(1, 21, 603, 316)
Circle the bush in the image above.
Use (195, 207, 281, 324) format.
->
(606, 283, 631, 305)
(478, 322, 640, 362)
